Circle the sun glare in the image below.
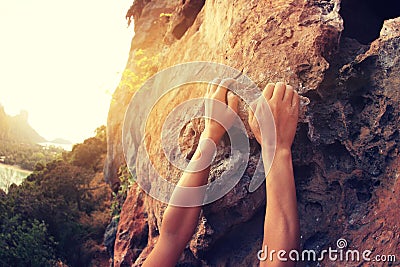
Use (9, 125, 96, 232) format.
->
(0, 0, 134, 143)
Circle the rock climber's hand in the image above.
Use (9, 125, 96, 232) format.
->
(202, 78, 240, 144)
(248, 82, 299, 152)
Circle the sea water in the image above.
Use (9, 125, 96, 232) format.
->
(0, 164, 31, 193)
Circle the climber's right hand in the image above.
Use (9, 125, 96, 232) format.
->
(248, 82, 299, 153)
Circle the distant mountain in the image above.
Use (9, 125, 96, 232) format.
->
(0, 106, 46, 143)
(49, 138, 72, 144)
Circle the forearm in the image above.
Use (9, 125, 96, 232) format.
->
(144, 79, 239, 267)
(158, 136, 216, 252)
(161, 144, 212, 237)
(144, 137, 215, 267)
(261, 148, 299, 266)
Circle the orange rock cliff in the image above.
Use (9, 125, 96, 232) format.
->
(104, 0, 400, 266)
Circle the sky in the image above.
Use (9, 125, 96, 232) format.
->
(0, 0, 134, 143)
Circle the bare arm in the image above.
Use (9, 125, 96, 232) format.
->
(141, 142, 212, 267)
(249, 82, 300, 267)
(143, 78, 239, 267)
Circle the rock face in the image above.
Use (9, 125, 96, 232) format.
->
(106, 0, 399, 266)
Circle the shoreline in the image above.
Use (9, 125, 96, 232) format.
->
(0, 163, 32, 174)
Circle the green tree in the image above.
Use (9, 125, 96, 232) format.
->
(70, 126, 106, 171)
(0, 214, 57, 267)
(1, 127, 111, 266)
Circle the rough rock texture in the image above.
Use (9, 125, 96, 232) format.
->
(106, 0, 399, 266)
(113, 186, 148, 266)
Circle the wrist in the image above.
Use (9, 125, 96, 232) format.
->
(261, 144, 291, 155)
(265, 149, 294, 192)
(200, 131, 222, 145)
(188, 137, 217, 171)
(262, 146, 292, 177)
(273, 146, 292, 156)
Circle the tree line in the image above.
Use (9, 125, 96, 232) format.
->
(0, 126, 112, 266)
(0, 141, 64, 171)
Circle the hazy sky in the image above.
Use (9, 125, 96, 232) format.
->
(0, 0, 134, 143)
